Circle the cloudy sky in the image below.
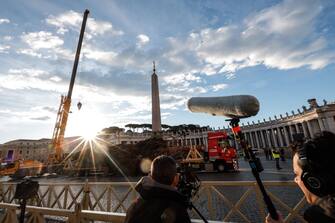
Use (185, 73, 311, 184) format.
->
(0, 0, 334, 143)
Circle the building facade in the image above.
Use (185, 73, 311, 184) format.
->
(239, 99, 335, 150)
(104, 130, 208, 148)
(0, 139, 50, 163)
(0, 137, 80, 163)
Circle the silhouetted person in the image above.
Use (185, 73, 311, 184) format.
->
(264, 148, 270, 160)
(272, 148, 282, 170)
(280, 148, 286, 161)
(266, 131, 335, 222)
(125, 155, 191, 223)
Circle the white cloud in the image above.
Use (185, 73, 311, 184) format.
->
(82, 44, 117, 63)
(187, 86, 207, 94)
(0, 45, 10, 53)
(136, 34, 150, 47)
(19, 31, 74, 60)
(21, 31, 63, 50)
(0, 18, 10, 24)
(3, 36, 12, 41)
(166, 0, 335, 77)
(9, 68, 49, 77)
(46, 10, 123, 36)
(160, 94, 188, 110)
(0, 73, 65, 92)
(17, 49, 42, 58)
(49, 76, 62, 82)
(0, 106, 57, 122)
(163, 72, 201, 86)
(0, 68, 152, 122)
(212, 83, 228, 92)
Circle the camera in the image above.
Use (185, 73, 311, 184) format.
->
(177, 166, 201, 204)
(14, 179, 39, 200)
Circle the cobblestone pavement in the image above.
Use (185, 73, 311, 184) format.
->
(197, 154, 294, 182)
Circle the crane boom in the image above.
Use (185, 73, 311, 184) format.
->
(50, 9, 89, 163)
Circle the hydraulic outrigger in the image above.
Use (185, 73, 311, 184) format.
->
(48, 9, 89, 165)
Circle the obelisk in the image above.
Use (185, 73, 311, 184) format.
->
(151, 61, 161, 132)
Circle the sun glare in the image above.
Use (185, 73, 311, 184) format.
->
(67, 109, 104, 141)
(81, 129, 98, 141)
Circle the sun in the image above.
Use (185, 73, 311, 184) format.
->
(67, 109, 103, 141)
(81, 129, 98, 141)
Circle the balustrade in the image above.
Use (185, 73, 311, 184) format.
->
(0, 181, 306, 222)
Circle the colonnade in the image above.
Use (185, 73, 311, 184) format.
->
(166, 131, 207, 148)
(242, 118, 327, 149)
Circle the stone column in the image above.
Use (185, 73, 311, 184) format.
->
(289, 125, 295, 140)
(318, 118, 325, 131)
(326, 117, 335, 133)
(251, 132, 256, 148)
(246, 132, 252, 147)
(266, 129, 272, 148)
(295, 124, 300, 133)
(302, 122, 309, 138)
(283, 126, 290, 146)
(307, 121, 314, 138)
(260, 130, 266, 148)
(243, 133, 247, 141)
(271, 129, 278, 148)
(277, 127, 284, 147)
(256, 131, 261, 148)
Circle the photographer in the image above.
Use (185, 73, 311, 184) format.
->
(125, 155, 191, 223)
(266, 131, 335, 223)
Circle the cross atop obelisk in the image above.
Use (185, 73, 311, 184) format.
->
(151, 61, 161, 132)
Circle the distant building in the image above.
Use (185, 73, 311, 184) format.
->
(105, 130, 208, 148)
(0, 136, 80, 163)
(0, 139, 50, 163)
(239, 99, 335, 149)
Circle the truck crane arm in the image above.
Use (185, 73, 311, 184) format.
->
(49, 9, 89, 164)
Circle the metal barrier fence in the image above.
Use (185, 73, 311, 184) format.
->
(0, 181, 307, 222)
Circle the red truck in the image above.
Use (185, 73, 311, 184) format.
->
(205, 131, 239, 172)
(181, 131, 239, 172)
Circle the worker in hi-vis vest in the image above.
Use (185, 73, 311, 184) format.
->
(272, 148, 282, 170)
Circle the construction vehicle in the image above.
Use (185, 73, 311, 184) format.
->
(181, 131, 238, 172)
(47, 9, 89, 168)
(0, 160, 43, 179)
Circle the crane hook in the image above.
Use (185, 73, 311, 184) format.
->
(77, 102, 82, 110)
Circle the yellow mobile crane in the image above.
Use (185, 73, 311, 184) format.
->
(48, 9, 89, 165)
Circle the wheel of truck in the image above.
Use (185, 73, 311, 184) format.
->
(216, 162, 226, 172)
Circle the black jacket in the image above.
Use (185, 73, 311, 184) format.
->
(124, 176, 191, 223)
(304, 195, 335, 223)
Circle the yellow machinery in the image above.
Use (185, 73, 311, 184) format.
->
(0, 160, 43, 178)
(180, 146, 205, 170)
(48, 10, 89, 165)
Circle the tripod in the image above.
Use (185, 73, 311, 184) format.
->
(190, 202, 209, 223)
(14, 179, 40, 223)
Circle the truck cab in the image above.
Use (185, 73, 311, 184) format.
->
(207, 131, 238, 172)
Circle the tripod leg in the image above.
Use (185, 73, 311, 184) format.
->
(191, 203, 209, 223)
(19, 199, 26, 223)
